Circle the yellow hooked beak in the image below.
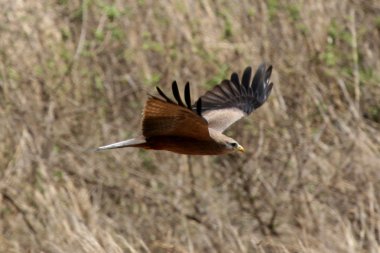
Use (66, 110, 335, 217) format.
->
(236, 144, 245, 153)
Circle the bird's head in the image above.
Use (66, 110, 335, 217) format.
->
(209, 129, 245, 153)
(219, 135, 245, 153)
(225, 140, 245, 153)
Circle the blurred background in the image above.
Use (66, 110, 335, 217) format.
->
(1, 0, 380, 252)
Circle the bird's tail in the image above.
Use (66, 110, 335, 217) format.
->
(96, 136, 146, 151)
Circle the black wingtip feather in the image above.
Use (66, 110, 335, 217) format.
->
(266, 65, 273, 78)
(184, 82, 192, 109)
(196, 98, 202, 116)
(231, 72, 240, 86)
(172, 81, 185, 106)
(242, 66, 252, 91)
(251, 64, 266, 92)
(156, 86, 174, 103)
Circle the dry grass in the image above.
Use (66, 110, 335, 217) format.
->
(1, 0, 380, 252)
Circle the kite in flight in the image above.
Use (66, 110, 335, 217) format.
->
(97, 63, 273, 155)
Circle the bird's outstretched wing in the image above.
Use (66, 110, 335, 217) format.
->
(193, 63, 273, 132)
(143, 82, 210, 141)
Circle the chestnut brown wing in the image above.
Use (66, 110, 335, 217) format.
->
(142, 97, 211, 141)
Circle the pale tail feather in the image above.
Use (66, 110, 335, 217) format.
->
(96, 136, 146, 151)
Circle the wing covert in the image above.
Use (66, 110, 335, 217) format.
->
(144, 83, 210, 140)
(142, 98, 210, 140)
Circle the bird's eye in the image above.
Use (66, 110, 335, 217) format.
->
(230, 143, 237, 147)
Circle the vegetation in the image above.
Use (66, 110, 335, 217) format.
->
(1, 1, 379, 252)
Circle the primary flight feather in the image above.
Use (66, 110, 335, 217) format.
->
(97, 63, 274, 155)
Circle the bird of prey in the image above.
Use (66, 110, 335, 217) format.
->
(97, 63, 273, 155)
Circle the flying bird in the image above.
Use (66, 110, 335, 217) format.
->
(97, 63, 273, 155)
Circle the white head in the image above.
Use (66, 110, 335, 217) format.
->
(222, 136, 245, 153)
(209, 129, 245, 153)
(225, 140, 244, 152)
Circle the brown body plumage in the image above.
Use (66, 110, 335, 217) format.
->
(97, 63, 274, 155)
(133, 136, 227, 155)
